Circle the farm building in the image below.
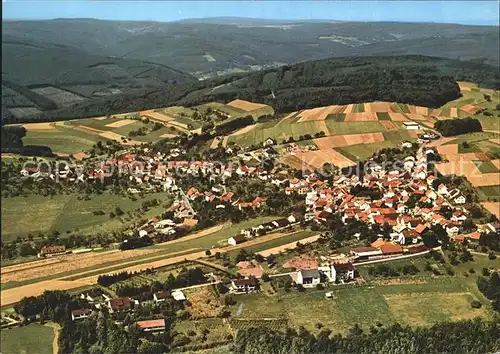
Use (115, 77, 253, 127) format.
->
(403, 122, 421, 130)
(135, 319, 166, 332)
(38, 245, 67, 258)
(228, 234, 246, 246)
(350, 246, 382, 258)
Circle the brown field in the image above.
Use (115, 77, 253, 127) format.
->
(388, 113, 410, 122)
(141, 111, 175, 123)
(221, 136, 229, 148)
(459, 84, 472, 91)
(185, 287, 222, 318)
(437, 144, 458, 156)
(491, 159, 500, 169)
(450, 107, 458, 118)
(366, 102, 394, 112)
(295, 149, 355, 169)
(380, 121, 397, 130)
(75, 125, 105, 134)
(416, 106, 430, 115)
(468, 173, 500, 187)
(313, 135, 348, 149)
(227, 99, 267, 112)
(230, 124, 257, 136)
(160, 133, 177, 139)
(297, 106, 330, 122)
(407, 105, 417, 114)
(344, 112, 378, 121)
(460, 105, 482, 114)
(22, 122, 56, 131)
(344, 132, 384, 145)
(210, 137, 221, 149)
(481, 202, 500, 218)
(105, 119, 136, 128)
(256, 234, 320, 257)
(1, 226, 298, 306)
(344, 104, 355, 113)
(430, 109, 442, 117)
(167, 120, 189, 130)
(72, 152, 88, 160)
(489, 139, 500, 145)
(99, 131, 125, 140)
(313, 133, 384, 149)
(280, 155, 306, 170)
(297, 105, 347, 122)
(405, 113, 429, 121)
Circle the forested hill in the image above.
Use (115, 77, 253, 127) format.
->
(13, 55, 497, 124)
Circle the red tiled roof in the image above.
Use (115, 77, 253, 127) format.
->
(380, 243, 403, 255)
(136, 319, 165, 329)
(72, 309, 91, 316)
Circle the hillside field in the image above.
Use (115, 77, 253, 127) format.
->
(1, 192, 173, 241)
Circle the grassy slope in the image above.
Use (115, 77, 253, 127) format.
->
(1, 192, 173, 240)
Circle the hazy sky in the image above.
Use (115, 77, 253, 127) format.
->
(2, 1, 499, 26)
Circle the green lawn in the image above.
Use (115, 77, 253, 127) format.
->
(475, 160, 499, 173)
(326, 113, 346, 122)
(325, 122, 386, 135)
(353, 103, 365, 113)
(477, 185, 500, 201)
(1, 324, 54, 354)
(227, 230, 316, 260)
(395, 103, 410, 113)
(155, 216, 278, 250)
(1, 192, 173, 241)
(335, 140, 405, 161)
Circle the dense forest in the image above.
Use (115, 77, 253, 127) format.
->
(4, 55, 499, 124)
(235, 321, 500, 354)
(434, 117, 483, 136)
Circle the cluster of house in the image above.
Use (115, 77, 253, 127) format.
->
(275, 147, 494, 244)
(227, 213, 304, 246)
(71, 288, 188, 332)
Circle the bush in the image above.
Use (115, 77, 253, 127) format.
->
(262, 274, 271, 282)
(471, 300, 482, 308)
(316, 284, 324, 290)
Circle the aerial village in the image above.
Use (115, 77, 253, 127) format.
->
(14, 129, 499, 335)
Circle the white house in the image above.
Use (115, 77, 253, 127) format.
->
(228, 235, 246, 246)
(71, 309, 92, 321)
(318, 262, 355, 283)
(153, 292, 170, 303)
(295, 269, 321, 287)
(403, 122, 421, 130)
(172, 290, 186, 301)
(454, 195, 466, 204)
(231, 278, 258, 293)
